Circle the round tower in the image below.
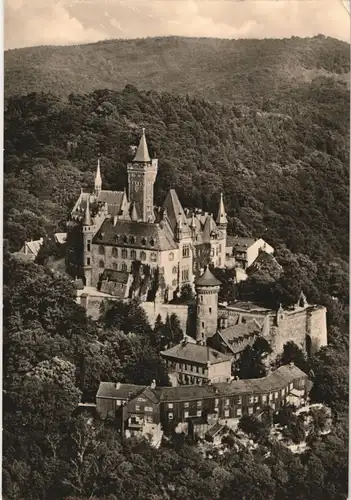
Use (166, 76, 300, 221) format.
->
(82, 196, 94, 287)
(195, 267, 221, 344)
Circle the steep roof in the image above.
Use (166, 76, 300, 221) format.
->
(133, 128, 151, 163)
(216, 321, 261, 355)
(93, 218, 178, 251)
(232, 236, 256, 251)
(161, 342, 231, 365)
(202, 215, 218, 243)
(83, 196, 92, 226)
(195, 267, 221, 287)
(162, 189, 187, 232)
(71, 191, 125, 221)
(216, 193, 228, 225)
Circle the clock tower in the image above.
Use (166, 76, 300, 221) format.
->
(127, 128, 158, 223)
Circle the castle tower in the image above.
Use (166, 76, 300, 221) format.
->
(95, 157, 102, 196)
(195, 266, 221, 344)
(127, 129, 158, 223)
(82, 196, 94, 286)
(216, 192, 228, 266)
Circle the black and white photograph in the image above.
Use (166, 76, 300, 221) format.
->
(2, 1, 350, 499)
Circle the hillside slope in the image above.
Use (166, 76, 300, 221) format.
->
(5, 35, 350, 103)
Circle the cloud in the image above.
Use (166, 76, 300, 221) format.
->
(4, 0, 350, 50)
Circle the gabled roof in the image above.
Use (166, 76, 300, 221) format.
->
(202, 215, 218, 243)
(162, 189, 187, 233)
(133, 129, 151, 163)
(71, 191, 126, 221)
(93, 218, 178, 251)
(195, 267, 221, 287)
(232, 236, 256, 251)
(216, 321, 261, 355)
(23, 238, 44, 257)
(161, 342, 231, 365)
(97, 382, 142, 399)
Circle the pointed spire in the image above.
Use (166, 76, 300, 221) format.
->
(83, 196, 92, 226)
(95, 156, 102, 193)
(131, 202, 139, 222)
(133, 128, 151, 163)
(216, 192, 228, 225)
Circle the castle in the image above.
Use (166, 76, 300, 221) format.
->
(66, 129, 227, 301)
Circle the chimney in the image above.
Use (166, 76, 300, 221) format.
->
(116, 382, 121, 390)
(151, 379, 156, 390)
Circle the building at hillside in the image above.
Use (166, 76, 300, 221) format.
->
(161, 339, 232, 385)
(66, 129, 227, 301)
(96, 363, 311, 438)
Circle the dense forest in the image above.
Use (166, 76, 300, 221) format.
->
(3, 34, 349, 499)
(5, 36, 350, 102)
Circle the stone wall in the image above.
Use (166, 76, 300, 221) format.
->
(141, 301, 190, 332)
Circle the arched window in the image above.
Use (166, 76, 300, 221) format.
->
(121, 249, 127, 258)
(172, 266, 177, 274)
(99, 260, 104, 268)
(112, 262, 118, 270)
(121, 262, 127, 272)
(112, 247, 118, 257)
(141, 238, 146, 246)
(99, 245, 105, 255)
(169, 252, 174, 261)
(130, 236, 136, 244)
(131, 250, 137, 260)
(150, 252, 157, 262)
(140, 251, 146, 261)
(123, 236, 128, 243)
(150, 238, 155, 246)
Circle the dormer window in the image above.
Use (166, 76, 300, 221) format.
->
(130, 236, 136, 244)
(141, 238, 146, 246)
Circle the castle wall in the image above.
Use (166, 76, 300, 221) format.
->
(307, 306, 328, 354)
(141, 301, 189, 333)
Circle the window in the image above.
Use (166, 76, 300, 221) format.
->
(169, 252, 174, 261)
(196, 410, 202, 417)
(135, 405, 140, 411)
(262, 395, 267, 403)
(224, 410, 230, 417)
(215, 398, 219, 406)
(130, 236, 135, 244)
(219, 244, 222, 252)
(121, 249, 127, 259)
(202, 322, 205, 328)
(141, 238, 146, 246)
(87, 241, 91, 251)
(150, 252, 157, 262)
(121, 262, 127, 272)
(225, 399, 230, 406)
(254, 396, 259, 403)
(116, 400, 121, 406)
(184, 364, 188, 371)
(150, 238, 155, 246)
(184, 402, 189, 408)
(249, 396, 254, 404)
(99, 260, 104, 268)
(146, 416, 153, 423)
(236, 408, 242, 417)
(87, 257, 91, 265)
(182, 245, 190, 258)
(197, 401, 202, 408)
(209, 307, 212, 314)
(216, 247, 219, 256)
(172, 266, 177, 274)
(123, 236, 128, 243)
(145, 406, 153, 412)
(168, 413, 173, 420)
(181, 268, 189, 281)
(248, 407, 253, 415)
(131, 250, 137, 260)
(184, 411, 189, 419)
(237, 396, 242, 405)
(218, 257, 221, 266)
(289, 383, 293, 390)
(112, 262, 117, 270)
(99, 245, 104, 255)
(168, 403, 173, 409)
(172, 279, 177, 287)
(275, 392, 279, 399)
(211, 248, 215, 257)
(140, 251, 146, 261)
(112, 247, 118, 257)
(269, 393, 273, 401)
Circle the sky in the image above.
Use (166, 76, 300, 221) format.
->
(4, 0, 350, 50)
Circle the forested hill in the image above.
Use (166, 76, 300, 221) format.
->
(5, 35, 350, 103)
(5, 78, 349, 266)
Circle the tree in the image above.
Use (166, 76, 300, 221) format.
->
(100, 299, 153, 336)
(279, 341, 309, 373)
(235, 337, 271, 379)
(238, 414, 270, 442)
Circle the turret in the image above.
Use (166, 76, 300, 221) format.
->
(195, 266, 221, 344)
(82, 196, 94, 286)
(95, 157, 102, 196)
(216, 193, 227, 267)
